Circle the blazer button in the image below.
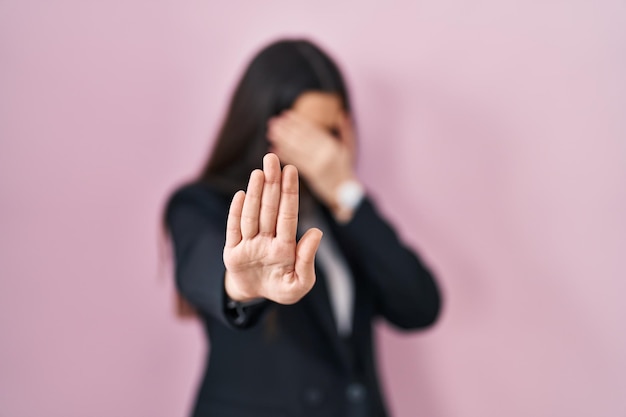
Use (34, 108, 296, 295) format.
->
(346, 382, 366, 403)
(303, 387, 324, 406)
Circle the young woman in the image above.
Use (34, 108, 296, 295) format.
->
(165, 38, 441, 417)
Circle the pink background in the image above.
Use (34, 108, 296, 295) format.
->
(1, 1, 625, 416)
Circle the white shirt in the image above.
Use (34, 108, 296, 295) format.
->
(299, 209, 355, 336)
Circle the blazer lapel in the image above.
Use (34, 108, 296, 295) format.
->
(298, 207, 352, 371)
(301, 259, 352, 371)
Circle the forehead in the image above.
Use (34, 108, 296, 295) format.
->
(291, 92, 343, 128)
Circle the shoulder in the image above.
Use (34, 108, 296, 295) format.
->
(165, 181, 232, 226)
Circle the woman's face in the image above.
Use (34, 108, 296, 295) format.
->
(291, 92, 343, 136)
(267, 90, 355, 206)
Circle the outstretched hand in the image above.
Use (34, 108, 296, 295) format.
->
(223, 153, 323, 304)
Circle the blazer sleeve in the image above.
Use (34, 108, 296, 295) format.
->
(165, 185, 270, 329)
(331, 197, 442, 330)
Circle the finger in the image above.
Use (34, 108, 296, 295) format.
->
(267, 117, 294, 145)
(274, 113, 318, 147)
(266, 117, 278, 139)
(259, 153, 281, 236)
(275, 117, 318, 156)
(284, 110, 310, 126)
(338, 112, 357, 156)
(241, 169, 264, 239)
(285, 112, 332, 146)
(282, 112, 310, 136)
(294, 227, 323, 286)
(266, 118, 280, 143)
(266, 119, 293, 162)
(266, 131, 293, 165)
(225, 190, 245, 248)
(276, 164, 299, 242)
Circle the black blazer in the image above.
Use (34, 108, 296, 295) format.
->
(166, 182, 441, 417)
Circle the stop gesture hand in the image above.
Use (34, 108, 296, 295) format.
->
(223, 153, 323, 304)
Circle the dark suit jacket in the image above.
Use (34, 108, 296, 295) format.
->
(165, 182, 441, 417)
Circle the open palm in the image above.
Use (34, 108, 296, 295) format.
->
(223, 153, 323, 304)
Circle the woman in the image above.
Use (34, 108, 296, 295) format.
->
(165, 38, 441, 417)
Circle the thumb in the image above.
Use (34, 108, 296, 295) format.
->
(295, 227, 323, 284)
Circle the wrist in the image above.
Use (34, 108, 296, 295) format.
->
(224, 270, 259, 302)
(225, 291, 266, 327)
(332, 179, 365, 223)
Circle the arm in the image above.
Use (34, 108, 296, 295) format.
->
(166, 186, 270, 329)
(267, 112, 441, 329)
(332, 197, 442, 330)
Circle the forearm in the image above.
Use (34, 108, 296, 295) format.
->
(332, 197, 441, 329)
(167, 190, 270, 329)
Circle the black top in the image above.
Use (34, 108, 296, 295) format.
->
(165, 182, 441, 417)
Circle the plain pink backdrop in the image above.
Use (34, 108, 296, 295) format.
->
(1, 1, 625, 416)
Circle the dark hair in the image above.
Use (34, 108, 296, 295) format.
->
(198, 38, 351, 195)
